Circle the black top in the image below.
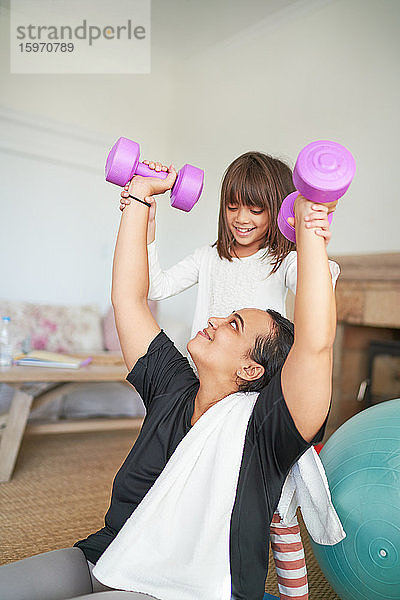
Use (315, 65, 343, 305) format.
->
(75, 331, 326, 600)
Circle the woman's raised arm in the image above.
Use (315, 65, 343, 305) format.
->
(281, 198, 337, 442)
(111, 167, 177, 371)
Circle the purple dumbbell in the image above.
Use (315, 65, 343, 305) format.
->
(278, 140, 356, 243)
(105, 137, 204, 212)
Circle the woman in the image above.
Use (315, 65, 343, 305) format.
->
(1, 165, 337, 600)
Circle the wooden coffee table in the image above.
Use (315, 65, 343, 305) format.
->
(0, 353, 143, 482)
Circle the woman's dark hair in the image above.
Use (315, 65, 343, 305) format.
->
(215, 151, 296, 273)
(238, 309, 294, 393)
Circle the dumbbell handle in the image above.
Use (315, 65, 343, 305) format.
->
(134, 161, 168, 181)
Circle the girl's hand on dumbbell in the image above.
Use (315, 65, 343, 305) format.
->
(304, 204, 331, 245)
(120, 182, 131, 211)
(288, 198, 332, 245)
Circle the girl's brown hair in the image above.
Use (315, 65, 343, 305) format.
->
(215, 151, 296, 273)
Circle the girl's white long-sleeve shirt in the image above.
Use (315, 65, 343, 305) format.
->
(148, 241, 340, 339)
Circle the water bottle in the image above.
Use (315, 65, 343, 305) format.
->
(0, 316, 13, 368)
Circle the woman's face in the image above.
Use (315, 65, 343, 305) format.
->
(226, 202, 270, 255)
(188, 308, 273, 382)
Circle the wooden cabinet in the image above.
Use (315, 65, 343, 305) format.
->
(329, 253, 400, 434)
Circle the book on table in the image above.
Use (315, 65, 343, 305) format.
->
(13, 350, 92, 369)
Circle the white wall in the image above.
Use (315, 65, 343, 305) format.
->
(165, 0, 400, 256)
(1, 0, 399, 333)
(0, 0, 175, 315)
(152, 0, 400, 326)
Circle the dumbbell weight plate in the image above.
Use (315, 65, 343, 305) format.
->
(105, 137, 140, 186)
(293, 140, 356, 203)
(170, 164, 204, 212)
(277, 191, 334, 244)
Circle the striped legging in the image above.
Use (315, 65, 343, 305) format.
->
(270, 512, 308, 600)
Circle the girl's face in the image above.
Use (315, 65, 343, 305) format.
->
(226, 201, 269, 256)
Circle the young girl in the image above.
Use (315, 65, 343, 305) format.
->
(120, 151, 345, 600)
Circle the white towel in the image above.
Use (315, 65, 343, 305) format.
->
(277, 446, 346, 545)
(93, 391, 259, 600)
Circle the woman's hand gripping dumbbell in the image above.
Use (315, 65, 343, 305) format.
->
(278, 140, 356, 243)
(105, 137, 204, 212)
(287, 199, 335, 246)
(120, 160, 173, 245)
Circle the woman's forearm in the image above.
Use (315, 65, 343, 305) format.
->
(293, 200, 336, 353)
(112, 167, 177, 310)
(112, 185, 150, 308)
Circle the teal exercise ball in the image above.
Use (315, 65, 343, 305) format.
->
(311, 398, 400, 600)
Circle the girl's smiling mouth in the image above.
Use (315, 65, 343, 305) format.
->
(233, 226, 256, 236)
